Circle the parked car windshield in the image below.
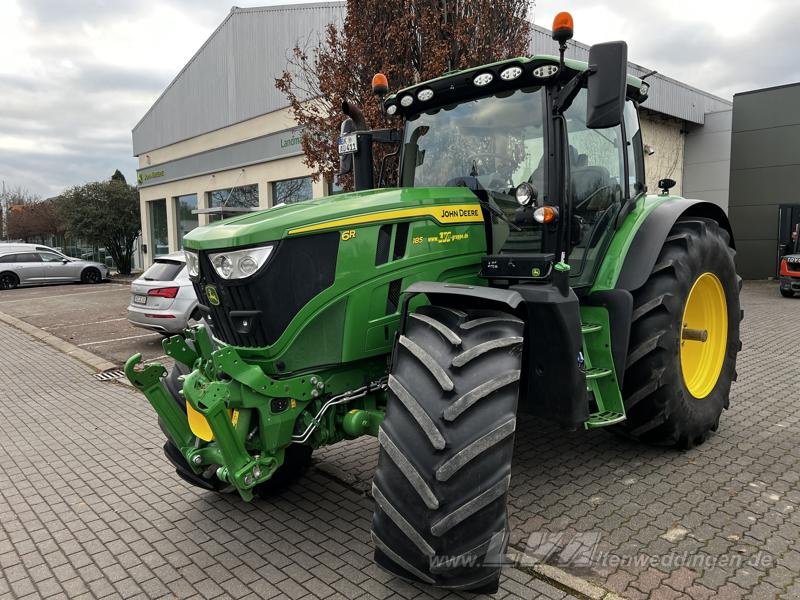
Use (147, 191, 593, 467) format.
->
(142, 259, 184, 281)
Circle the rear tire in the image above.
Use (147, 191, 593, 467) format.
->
(372, 305, 523, 591)
(159, 362, 313, 496)
(780, 288, 794, 298)
(614, 217, 741, 448)
(0, 272, 19, 290)
(81, 267, 102, 284)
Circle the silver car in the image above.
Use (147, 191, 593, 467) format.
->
(127, 252, 200, 335)
(0, 247, 109, 289)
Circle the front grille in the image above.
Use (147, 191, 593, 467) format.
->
(787, 259, 800, 273)
(194, 233, 340, 347)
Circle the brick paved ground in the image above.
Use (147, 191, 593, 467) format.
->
(0, 319, 572, 598)
(317, 281, 800, 599)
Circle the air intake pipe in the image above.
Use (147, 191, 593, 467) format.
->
(339, 101, 374, 191)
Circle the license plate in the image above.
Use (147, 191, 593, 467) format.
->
(338, 134, 357, 155)
(133, 294, 147, 305)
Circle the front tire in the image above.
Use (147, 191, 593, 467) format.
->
(615, 217, 741, 448)
(372, 305, 523, 591)
(81, 267, 102, 284)
(780, 288, 794, 298)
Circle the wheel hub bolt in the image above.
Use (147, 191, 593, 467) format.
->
(192, 455, 203, 465)
(681, 327, 709, 342)
(244, 475, 253, 486)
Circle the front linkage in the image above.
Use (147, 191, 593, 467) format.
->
(125, 326, 386, 500)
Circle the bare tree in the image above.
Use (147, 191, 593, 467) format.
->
(276, 0, 531, 190)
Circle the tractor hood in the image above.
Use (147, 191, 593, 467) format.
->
(183, 187, 482, 251)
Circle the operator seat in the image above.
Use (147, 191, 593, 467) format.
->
(571, 163, 612, 212)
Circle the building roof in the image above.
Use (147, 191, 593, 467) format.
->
(132, 2, 732, 155)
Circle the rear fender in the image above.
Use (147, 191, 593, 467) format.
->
(614, 198, 734, 292)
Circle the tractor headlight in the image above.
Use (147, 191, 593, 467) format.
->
(184, 250, 200, 277)
(515, 182, 537, 206)
(208, 245, 274, 280)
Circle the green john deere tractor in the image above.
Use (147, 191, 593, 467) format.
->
(126, 15, 741, 593)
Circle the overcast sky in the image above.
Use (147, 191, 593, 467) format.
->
(2, 0, 798, 198)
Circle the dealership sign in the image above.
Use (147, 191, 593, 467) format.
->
(137, 169, 165, 185)
(136, 128, 305, 188)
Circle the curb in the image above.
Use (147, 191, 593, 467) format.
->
(0, 311, 117, 373)
(516, 561, 625, 600)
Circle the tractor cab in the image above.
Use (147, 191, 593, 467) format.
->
(341, 20, 646, 292)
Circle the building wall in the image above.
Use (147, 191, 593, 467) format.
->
(640, 109, 685, 196)
(682, 110, 732, 210)
(729, 83, 800, 279)
(137, 107, 324, 266)
(138, 107, 297, 169)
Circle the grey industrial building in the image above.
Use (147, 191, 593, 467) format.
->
(728, 83, 800, 279)
(132, 2, 734, 266)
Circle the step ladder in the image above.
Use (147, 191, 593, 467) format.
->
(580, 314, 626, 429)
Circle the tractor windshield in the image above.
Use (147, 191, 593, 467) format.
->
(400, 88, 546, 197)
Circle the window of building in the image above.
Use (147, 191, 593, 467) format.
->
(272, 177, 313, 205)
(208, 184, 259, 222)
(148, 199, 168, 256)
(326, 175, 345, 196)
(176, 194, 198, 248)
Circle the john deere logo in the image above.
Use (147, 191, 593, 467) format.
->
(205, 284, 220, 306)
(531, 267, 541, 277)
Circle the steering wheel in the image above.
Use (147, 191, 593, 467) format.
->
(574, 184, 620, 212)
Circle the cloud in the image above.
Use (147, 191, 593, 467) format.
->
(534, 0, 800, 98)
(0, 0, 226, 197)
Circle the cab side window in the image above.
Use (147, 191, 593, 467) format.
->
(18, 253, 42, 263)
(623, 100, 645, 196)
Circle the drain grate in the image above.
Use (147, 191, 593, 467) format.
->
(94, 369, 126, 381)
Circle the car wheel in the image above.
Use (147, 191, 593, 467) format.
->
(780, 288, 795, 298)
(81, 267, 102, 284)
(0, 272, 19, 290)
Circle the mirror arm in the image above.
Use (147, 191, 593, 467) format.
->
(553, 70, 590, 115)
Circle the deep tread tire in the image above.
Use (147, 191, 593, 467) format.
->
(159, 362, 312, 496)
(372, 305, 523, 591)
(614, 217, 741, 448)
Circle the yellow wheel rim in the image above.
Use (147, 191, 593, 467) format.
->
(680, 272, 728, 399)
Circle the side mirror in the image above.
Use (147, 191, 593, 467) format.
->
(61, 258, 69, 264)
(586, 41, 628, 129)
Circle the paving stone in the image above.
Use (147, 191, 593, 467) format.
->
(0, 281, 796, 600)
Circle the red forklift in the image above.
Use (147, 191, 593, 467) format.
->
(778, 204, 800, 297)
